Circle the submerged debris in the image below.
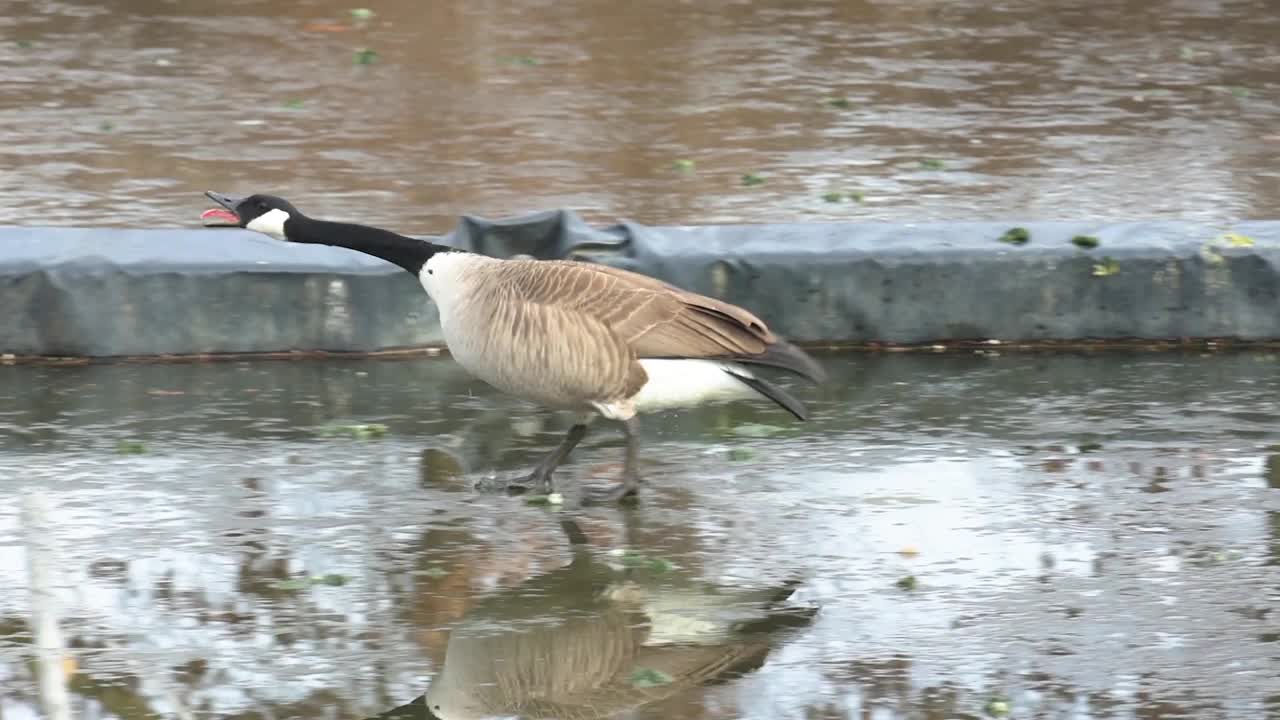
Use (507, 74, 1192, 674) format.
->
(1091, 257, 1120, 277)
(524, 493, 564, 506)
(731, 422, 784, 438)
(630, 667, 674, 688)
(353, 48, 378, 65)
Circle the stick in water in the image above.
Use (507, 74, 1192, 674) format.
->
(22, 490, 72, 720)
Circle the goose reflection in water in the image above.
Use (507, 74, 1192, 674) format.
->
(371, 519, 817, 720)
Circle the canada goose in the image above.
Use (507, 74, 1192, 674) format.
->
(374, 520, 815, 720)
(201, 191, 826, 503)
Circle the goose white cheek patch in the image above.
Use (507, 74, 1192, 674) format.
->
(245, 208, 291, 239)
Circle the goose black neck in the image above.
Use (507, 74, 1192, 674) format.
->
(285, 216, 448, 275)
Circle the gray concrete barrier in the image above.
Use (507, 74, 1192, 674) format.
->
(3, 210, 1278, 358)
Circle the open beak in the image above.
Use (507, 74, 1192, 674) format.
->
(201, 190, 244, 227)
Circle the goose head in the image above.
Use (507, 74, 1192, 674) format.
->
(201, 190, 301, 241)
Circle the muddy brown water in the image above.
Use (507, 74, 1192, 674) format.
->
(1, 352, 1278, 719)
(2, 0, 1279, 233)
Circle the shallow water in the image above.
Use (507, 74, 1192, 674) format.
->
(1, 0, 1279, 231)
(1, 351, 1278, 719)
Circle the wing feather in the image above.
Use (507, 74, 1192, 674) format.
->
(490, 259, 805, 372)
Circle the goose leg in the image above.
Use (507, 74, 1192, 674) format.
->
(583, 416, 643, 505)
(502, 423, 588, 495)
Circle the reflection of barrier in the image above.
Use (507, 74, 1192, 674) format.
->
(21, 490, 71, 720)
(3, 211, 1279, 358)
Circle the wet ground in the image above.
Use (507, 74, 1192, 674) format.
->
(2, 0, 1279, 231)
(0, 351, 1278, 719)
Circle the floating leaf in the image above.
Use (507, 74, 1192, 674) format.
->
(1221, 232, 1255, 247)
(918, 158, 945, 170)
(1077, 441, 1104, 453)
(1201, 245, 1225, 266)
(1091, 257, 1120, 277)
(728, 447, 755, 462)
(303, 22, 351, 32)
(618, 550, 674, 573)
(283, 99, 304, 109)
(17, 40, 32, 49)
(317, 422, 389, 439)
(353, 48, 378, 65)
(821, 191, 844, 203)
(985, 696, 1011, 718)
(671, 158, 695, 172)
(272, 578, 310, 591)
(273, 574, 350, 590)
(499, 55, 540, 66)
(741, 173, 766, 186)
(847, 190, 865, 202)
(895, 575, 918, 591)
(998, 227, 1030, 246)
(630, 667, 674, 688)
(1228, 86, 1251, 98)
(418, 567, 449, 578)
(115, 439, 147, 455)
(825, 97, 852, 109)
(99, 121, 115, 132)
(525, 495, 552, 506)
(1071, 235, 1100, 249)
(349, 7, 375, 21)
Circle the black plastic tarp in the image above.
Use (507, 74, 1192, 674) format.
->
(3, 210, 1279, 357)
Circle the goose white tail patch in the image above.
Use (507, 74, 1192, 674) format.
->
(629, 359, 757, 414)
(245, 208, 290, 240)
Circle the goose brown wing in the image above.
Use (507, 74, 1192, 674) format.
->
(492, 259, 824, 382)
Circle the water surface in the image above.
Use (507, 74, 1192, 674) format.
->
(1, 0, 1278, 231)
(1, 352, 1278, 718)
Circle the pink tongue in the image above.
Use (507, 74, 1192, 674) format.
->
(200, 208, 239, 226)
